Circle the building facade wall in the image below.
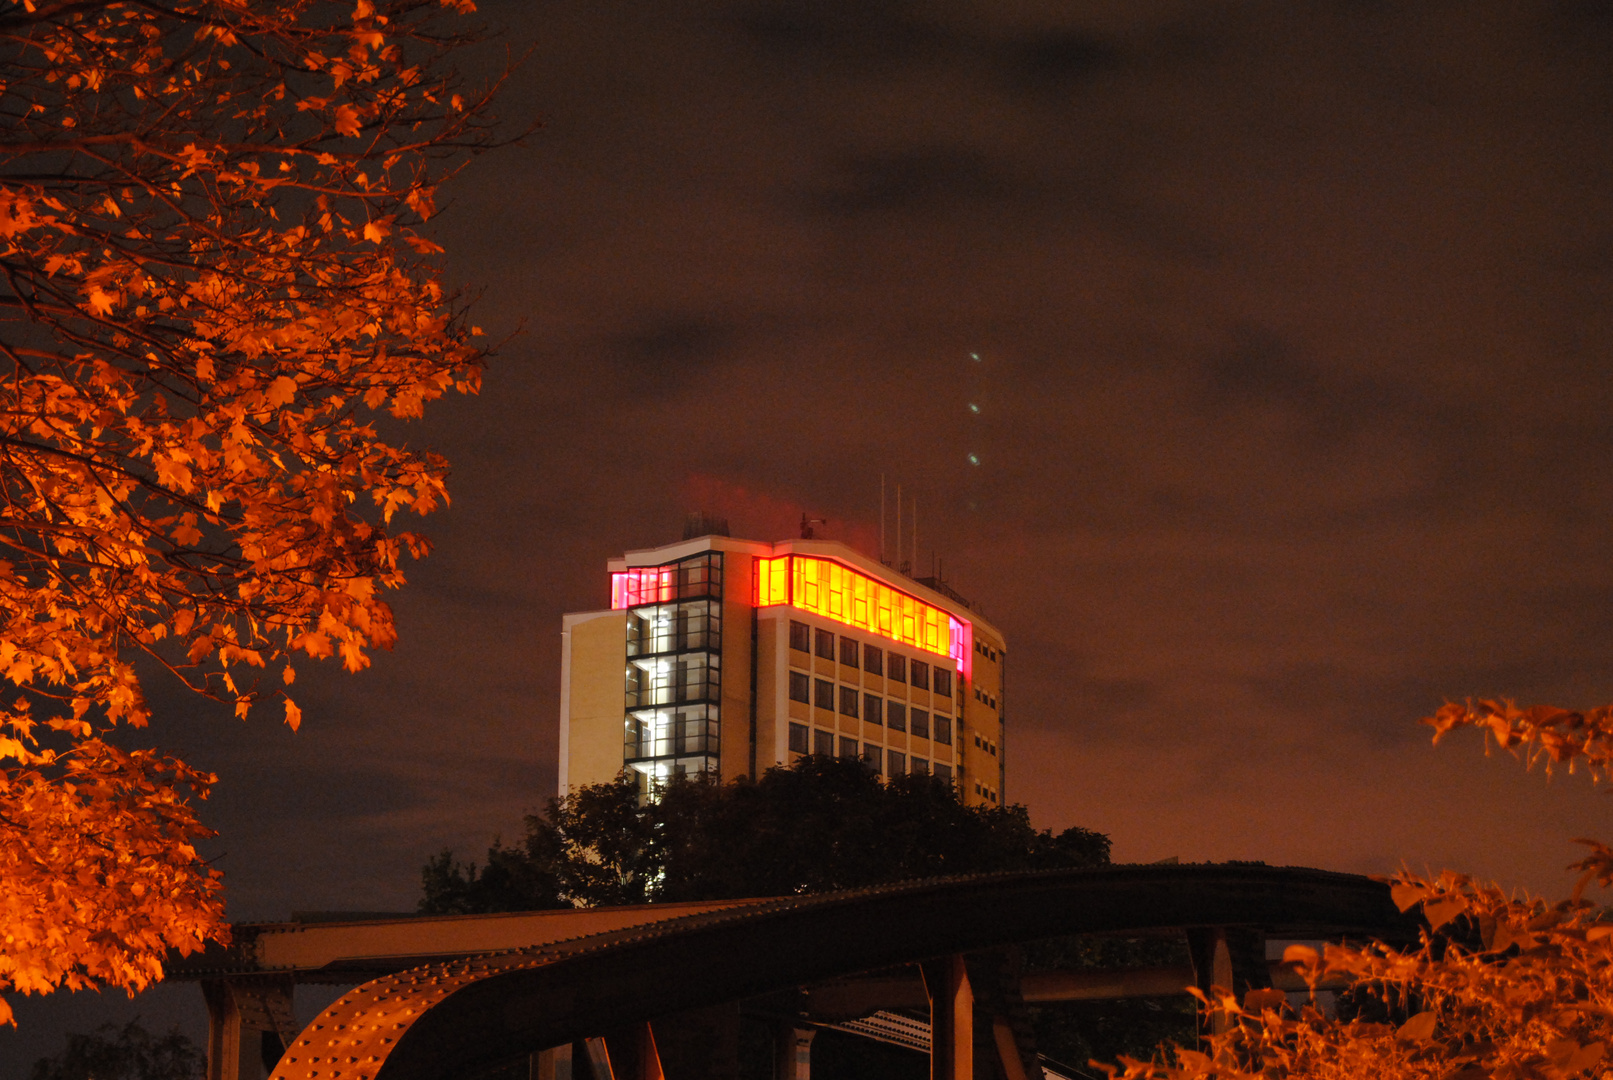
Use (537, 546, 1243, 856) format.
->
(960, 624, 1007, 805)
(561, 609, 627, 794)
(718, 549, 756, 783)
(755, 611, 786, 773)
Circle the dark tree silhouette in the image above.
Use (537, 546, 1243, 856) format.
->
(421, 756, 1111, 912)
(30, 1021, 202, 1080)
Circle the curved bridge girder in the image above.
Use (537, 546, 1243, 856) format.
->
(270, 864, 1416, 1080)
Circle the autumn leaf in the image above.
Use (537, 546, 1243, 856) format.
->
(266, 374, 297, 406)
(334, 103, 362, 136)
(1396, 1011, 1437, 1042)
(1242, 987, 1287, 1013)
(1424, 895, 1468, 930)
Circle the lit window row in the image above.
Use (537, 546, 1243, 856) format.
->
(629, 756, 717, 789)
(627, 600, 720, 658)
(612, 553, 723, 609)
(787, 722, 954, 784)
(789, 621, 954, 697)
(757, 554, 970, 673)
(626, 651, 720, 708)
(626, 705, 718, 761)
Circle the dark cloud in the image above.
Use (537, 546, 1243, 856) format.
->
(728, 0, 954, 68)
(806, 147, 1010, 217)
(1197, 325, 1417, 441)
(602, 313, 737, 390)
(996, 31, 1122, 93)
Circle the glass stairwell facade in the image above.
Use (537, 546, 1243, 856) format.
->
(620, 551, 723, 790)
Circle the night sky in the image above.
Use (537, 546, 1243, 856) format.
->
(6, 0, 1613, 1067)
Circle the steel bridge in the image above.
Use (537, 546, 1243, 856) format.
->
(167, 863, 1419, 1080)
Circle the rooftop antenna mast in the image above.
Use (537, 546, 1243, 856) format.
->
(895, 484, 902, 573)
(880, 474, 887, 564)
(909, 496, 916, 576)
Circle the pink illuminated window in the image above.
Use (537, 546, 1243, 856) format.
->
(611, 567, 675, 609)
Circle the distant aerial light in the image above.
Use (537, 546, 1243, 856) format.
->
(968, 454, 980, 465)
(969, 403, 980, 414)
(970, 353, 981, 361)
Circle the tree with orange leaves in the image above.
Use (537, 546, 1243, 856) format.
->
(1098, 700, 1613, 1080)
(0, 0, 508, 1024)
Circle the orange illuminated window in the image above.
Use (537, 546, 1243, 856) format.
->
(753, 554, 972, 674)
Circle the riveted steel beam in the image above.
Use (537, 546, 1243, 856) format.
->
(268, 864, 1418, 1080)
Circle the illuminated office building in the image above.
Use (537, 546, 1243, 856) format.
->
(558, 532, 1008, 807)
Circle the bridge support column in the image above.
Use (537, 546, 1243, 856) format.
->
(773, 1025, 815, 1080)
(203, 978, 295, 1080)
(203, 980, 247, 1080)
(922, 955, 974, 1080)
(990, 1017, 1029, 1080)
(636, 1023, 665, 1080)
(1187, 928, 1235, 1037)
(584, 1037, 616, 1080)
(531, 1043, 573, 1080)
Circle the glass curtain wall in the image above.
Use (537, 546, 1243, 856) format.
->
(623, 552, 723, 791)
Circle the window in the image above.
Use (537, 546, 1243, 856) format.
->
(887, 653, 906, 684)
(788, 671, 810, 703)
(625, 649, 721, 708)
(910, 659, 929, 690)
(886, 749, 906, 775)
(625, 600, 720, 657)
(863, 644, 883, 676)
(839, 736, 858, 760)
(886, 701, 906, 732)
(863, 694, 881, 725)
(839, 686, 859, 717)
(752, 553, 962, 664)
(788, 723, 808, 753)
(815, 678, 834, 709)
(815, 628, 835, 660)
(861, 744, 882, 774)
(912, 757, 929, 775)
(611, 551, 723, 609)
(911, 709, 930, 739)
(789, 620, 810, 653)
(624, 704, 718, 761)
(839, 637, 858, 667)
(933, 716, 951, 745)
(813, 729, 834, 756)
(933, 668, 952, 697)
(934, 762, 952, 784)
